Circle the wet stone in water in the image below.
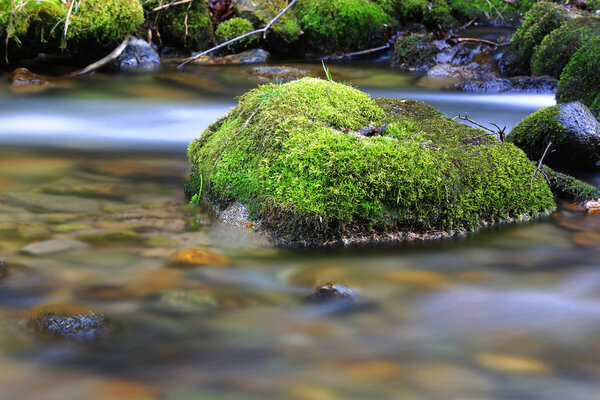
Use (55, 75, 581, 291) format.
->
(146, 289, 218, 316)
(34, 314, 106, 341)
(315, 283, 359, 302)
(167, 248, 232, 268)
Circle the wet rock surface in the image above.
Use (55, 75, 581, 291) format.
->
(111, 37, 160, 71)
(458, 76, 558, 93)
(33, 314, 106, 341)
(248, 66, 309, 83)
(21, 238, 89, 256)
(315, 282, 359, 303)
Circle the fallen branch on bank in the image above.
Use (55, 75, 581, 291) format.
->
(530, 141, 553, 189)
(176, 0, 297, 68)
(151, 0, 193, 12)
(321, 33, 401, 60)
(454, 112, 506, 142)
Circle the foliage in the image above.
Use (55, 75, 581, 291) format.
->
(556, 35, 600, 117)
(531, 18, 600, 78)
(395, 0, 457, 30)
(215, 17, 257, 52)
(295, 0, 391, 52)
(186, 77, 555, 244)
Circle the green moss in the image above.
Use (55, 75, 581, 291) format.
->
(395, 0, 457, 30)
(215, 17, 257, 52)
(295, 0, 391, 52)
(557, 35, 600, 117)
(252, 0, 301, 47)
(66, 0, 143, 43)
(542, 166, 600, 201)
(147, 0, 213, 51)
(508, 105, 567, 161)
(531, 19, 600, 79)
(447, 0, 534, 26)
(503, 2, 567, 75)
(588, 0, 600, 12)
(391, 33, 436, 71)
(1, 0, 64, 50)
(186, 77, 555, 244)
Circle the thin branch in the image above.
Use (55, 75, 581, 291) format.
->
(456, 37, 509, 47)
(458, 17, 477, 31)
(64, 34, 130, 77)
(151, 0, 192, 12)
(63, 0, 76, 40)
(455, 112, 506, 142)
(177, 0, 297, 68)
(530, 141, 553, 189)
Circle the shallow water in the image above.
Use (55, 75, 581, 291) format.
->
(1, 59, 599, 400)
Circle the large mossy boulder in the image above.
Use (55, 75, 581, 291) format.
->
(556, 36, 600, 118)
(186, 78, 555, 245)
(500, 2, 567, 76)
(508, 102, 600, 171)
(0, 0, 144, 60)
(295, 0, 392, 53)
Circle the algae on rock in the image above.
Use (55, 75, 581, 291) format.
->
(186, 77, 555, 245)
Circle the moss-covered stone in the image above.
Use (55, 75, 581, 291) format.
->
(542, 166, 600, 201)
(245, 0, 301, 52)
(215, 17, 257, 53)
(391, 33, 436, 72)
(394, 0, 457, 31)
(186, 77, 555, 245)
(556, 35, 600, 117)
(147, 0, 213, 51)
(295, 0, 391, 52)
(1, 0, 143, 57)
(500, 2, 567, 76)
(588, 0, 600, 12)
(531, 18, 600, 79)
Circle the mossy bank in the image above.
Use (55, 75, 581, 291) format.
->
(186, 78, 555, 246)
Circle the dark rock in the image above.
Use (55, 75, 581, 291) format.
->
(191, 48, 270, 65)
(458, 76, 558, 93)
(110, 37, 160, 71)
(315, 282, 359, 302)
(509, 102, 600, 171)
(34, 314, 106, 341)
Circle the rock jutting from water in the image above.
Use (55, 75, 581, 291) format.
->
(508, 102, 600, 171)
(33, 313, 107, 341)
(185, 77, 556, 246)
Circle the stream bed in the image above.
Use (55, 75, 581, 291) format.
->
(0, 60, 599, 400)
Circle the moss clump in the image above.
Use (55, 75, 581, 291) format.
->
(215, 17, 257, 53)
(251, 0, 301, 51)
(556, 36, 600, 117)
(391, 33, 436, 71)
(447, 0, 535, 26)
(186, 77, 555, 245)
(542, 166, 600, 201)
(531, 19, 600, 79)
(588, 0, 600, 12)
(502, 2, 567, 76)
(295, 0, 391, 52)
(508, 105, 567, 160)
(147, 0, 213, 51)
(395, 0, 457, 30)
(1, 0, 143, 57)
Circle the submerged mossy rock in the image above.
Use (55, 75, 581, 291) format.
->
(508, 102, 600, 170)
(295, 0, 391, 53)
(391, 33, 437, 72)
(215, 17, 257, 53)
(186, 78, 555, 245)
(556, 35, 600, 118)
(0, 0, 144, 60)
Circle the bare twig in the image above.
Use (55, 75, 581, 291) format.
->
(530, 141, 553, 189)
(456, 37, 509, 47)
(458, 17, 477, 31)
(64, 34, 131, 77)
(177, 0, 297, 68)
(151, 0, 192, 13)
(454, 112, 506, 142)
(63, 0, 76, 40)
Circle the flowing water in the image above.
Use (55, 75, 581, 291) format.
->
(0, 57, 599, 400)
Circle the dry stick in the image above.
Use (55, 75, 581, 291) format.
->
(530, 141, 553, 189)
(458, 17, 477, 31)
(63, 0, 76, 39)
(454, 112, 506, 142)
(456, 37, 509, 47)
(177, 0, 297, 68)
(151, 0, 192, 13)
(64, 34, 131, 77)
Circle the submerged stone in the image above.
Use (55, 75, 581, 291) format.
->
(191, 48, 270, 64)
(315, 282, 359, 302)
(110, 37, 161, 71)
(186, 77, 556, 246)
(33, 313, 106, 341)
(21, 238, 88, 256)
(77, 230, 144, 246)
(167, 248, 232, 268)
(145, 289, 218, 316)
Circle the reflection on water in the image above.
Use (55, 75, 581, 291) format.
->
(0, 62, 597, 400)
